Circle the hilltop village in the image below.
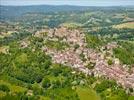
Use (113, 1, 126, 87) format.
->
(1, 5, 134, 99)
(29, 27, 134, 90)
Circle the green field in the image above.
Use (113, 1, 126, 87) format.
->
(76, 86, 100, 100)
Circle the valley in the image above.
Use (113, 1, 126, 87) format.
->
(0, 5, 134, 100)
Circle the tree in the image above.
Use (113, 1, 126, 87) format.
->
(74, 44, 80, 50)
(95, 80, 116, 93)
(86, 62, 95, 69)
(0, 84, 10, 92)
(52, 80, 61, 88)
(32, 82, 43, 95)
(107, 59, 113, 65)
(42, 60, 51, 69)
(42, 78, 51, 88)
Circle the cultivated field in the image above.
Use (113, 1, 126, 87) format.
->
(113, 22, 134, 29)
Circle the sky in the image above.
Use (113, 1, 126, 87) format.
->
(1, 0, 134, 6)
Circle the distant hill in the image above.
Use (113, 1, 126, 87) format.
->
(1, 5, 134, 20)
(0, 5, 89, 20)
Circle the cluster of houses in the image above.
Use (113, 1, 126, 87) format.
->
(94, 60, 134, 89)
(35, 27, 86, 47)
(51, 48, 92, 75)
(35, 27, 134, 90)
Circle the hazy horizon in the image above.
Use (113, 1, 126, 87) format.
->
(1, 0, 134, 6)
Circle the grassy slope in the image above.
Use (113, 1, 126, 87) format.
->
(76, 86, 100, 100)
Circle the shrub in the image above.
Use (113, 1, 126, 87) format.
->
(0, 84, 10, 92)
